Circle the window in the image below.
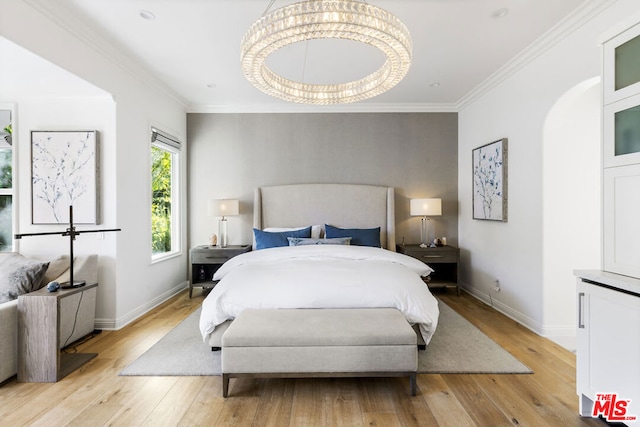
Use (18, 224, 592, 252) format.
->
(0, 110, 13, 253)
(151, 128, 181, 260)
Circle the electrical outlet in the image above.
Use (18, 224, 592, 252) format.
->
(494, 279, 501, 292)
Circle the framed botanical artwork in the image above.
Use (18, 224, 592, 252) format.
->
(472, 138, 508, 221)
(31, 130, 99, 224)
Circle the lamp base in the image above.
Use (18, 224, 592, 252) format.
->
(60, 280, 86, 289)
(420, 217, 432, 249)
(219, 218, 229, 248)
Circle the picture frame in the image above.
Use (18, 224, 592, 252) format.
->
(31, 130, 99, 224)
(472, 138, 508, 222)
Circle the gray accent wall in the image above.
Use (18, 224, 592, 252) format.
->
(187, 113, 458, 249)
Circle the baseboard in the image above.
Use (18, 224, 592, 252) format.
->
(94, 281, 188, 330)
(461, 283, 543, 335)
(461, 283, 577, 351)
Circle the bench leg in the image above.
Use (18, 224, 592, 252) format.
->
(222, 374, 229, 397)
(410, 373, 417, 396)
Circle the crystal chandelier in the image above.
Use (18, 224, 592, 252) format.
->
(240, 0, 412, 105)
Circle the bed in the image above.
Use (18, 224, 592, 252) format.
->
(199, 183, 440, 348)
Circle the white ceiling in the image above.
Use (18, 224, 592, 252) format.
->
(6, 0, 589, 112)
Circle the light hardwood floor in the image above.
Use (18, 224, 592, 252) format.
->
(0, 289, 604, 427)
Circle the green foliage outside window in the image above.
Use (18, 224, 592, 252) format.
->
(0, 150, 11, 189)
(0, 149, 12, 252)
(151, 146, 172, 254)
(0, 195, 11, 252)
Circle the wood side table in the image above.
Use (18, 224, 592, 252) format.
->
(189, 245, 251, 298)
(18, 282, 98, 382)
(397, 244, 460, 295)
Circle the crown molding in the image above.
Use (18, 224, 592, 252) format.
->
(187, 102, 459, 114)
(25, 0, 189, 110)
(455, 0, 616, 111)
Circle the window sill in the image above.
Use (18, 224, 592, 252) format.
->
(151, 250, 182, 265)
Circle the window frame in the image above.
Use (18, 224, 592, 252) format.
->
(150, 128, 182, 263)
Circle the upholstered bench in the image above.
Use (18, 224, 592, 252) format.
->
(221, 308, 418, 397)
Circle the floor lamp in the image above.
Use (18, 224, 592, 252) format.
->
(410, 198, 442, 248)
(14, 206, 121, 288)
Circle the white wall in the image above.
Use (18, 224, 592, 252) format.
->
(12, 98, 119, 320)
(0, 0, 188, 329)
(458, 0, 638, 344)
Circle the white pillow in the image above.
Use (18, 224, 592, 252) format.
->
(264, 225, 322, 239)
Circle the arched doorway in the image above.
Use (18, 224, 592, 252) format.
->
(542, 78, 601, 350)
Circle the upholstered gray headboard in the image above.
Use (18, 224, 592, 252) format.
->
(253, 183, 396, 251)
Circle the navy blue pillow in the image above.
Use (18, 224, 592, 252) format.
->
(253, 226, 312, 250)
(324, 224, 381, 247)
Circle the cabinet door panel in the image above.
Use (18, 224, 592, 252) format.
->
(604, 93, 640, 168)
(604, 22, 640, 105)
(603, 165, 640, 277)
(577, 281, 640, 418)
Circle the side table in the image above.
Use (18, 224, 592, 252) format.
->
(190, 245, 251, 298)
(397, 244, 460, 295)
(18, 282, 98, 382)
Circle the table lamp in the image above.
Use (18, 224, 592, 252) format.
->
(410, 198, 442, 248)
(207, 199, 239, 248)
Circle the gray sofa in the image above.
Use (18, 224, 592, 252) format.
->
(0, 254, 98, 384)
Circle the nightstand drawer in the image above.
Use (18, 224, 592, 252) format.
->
(191, 253, 235, 264)
(411, 251, 458, 264)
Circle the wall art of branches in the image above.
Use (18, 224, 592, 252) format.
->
(31, 130, 98, 224)
(472, 138, 508, 221)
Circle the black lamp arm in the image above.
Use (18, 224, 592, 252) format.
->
(13, 206, 121, 288)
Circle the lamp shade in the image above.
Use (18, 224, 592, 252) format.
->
(207, 199, 239, 217)
(410, 198, 442, 216)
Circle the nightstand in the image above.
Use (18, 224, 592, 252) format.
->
(189, 245, 251, 298)
(397, 244, 460, 296)
(18, 283, 98, 382)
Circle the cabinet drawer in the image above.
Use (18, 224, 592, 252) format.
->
(405, 251, 458, 263)
(191, 253, 235, 264)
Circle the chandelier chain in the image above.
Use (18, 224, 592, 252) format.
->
(261, 0, 277, 17)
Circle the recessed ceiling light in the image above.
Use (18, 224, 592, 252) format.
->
(493, 8, 509, 18)
(139, 10, 156, 20)
(430, 82, 441, 88)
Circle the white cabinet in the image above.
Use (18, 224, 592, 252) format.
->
(602, 21, 640, 278)
(578, 19, 640, 425)
(576, 274, 640, 423)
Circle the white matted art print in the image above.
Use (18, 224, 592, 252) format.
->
(472, 138, 508, 222)
(31, 130, 99, 224)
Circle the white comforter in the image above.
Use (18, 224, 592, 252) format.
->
(199, 245, 440, 344)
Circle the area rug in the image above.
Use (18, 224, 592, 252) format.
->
(120, 302, 531, 376)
